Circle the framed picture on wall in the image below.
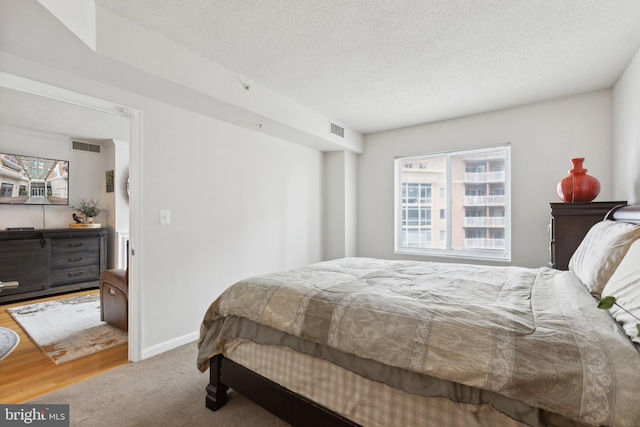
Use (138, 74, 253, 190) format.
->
(106, 170, 114, 193)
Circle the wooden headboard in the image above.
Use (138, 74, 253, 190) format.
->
(606, 204, 640, 224)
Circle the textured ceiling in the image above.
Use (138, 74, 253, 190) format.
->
(94, 0, 640, 134)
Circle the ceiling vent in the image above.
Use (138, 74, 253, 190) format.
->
(72, 140, 101, 153)
(330, 122, 344, 138)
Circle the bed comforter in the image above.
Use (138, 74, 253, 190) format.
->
(197, 258, 640, 427)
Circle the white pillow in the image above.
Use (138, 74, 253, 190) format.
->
(601, 239, 640, 344)
(569, 220, 640, 295)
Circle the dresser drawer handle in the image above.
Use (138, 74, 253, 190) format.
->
(68, 272, 84, 277)
(68, 257, 83, 262)
(68, 243, 83, 247)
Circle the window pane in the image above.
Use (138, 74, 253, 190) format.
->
(397, 157, 440, 250)
(395, 145, 510, 261)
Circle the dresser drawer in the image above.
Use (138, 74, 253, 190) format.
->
(51, 237, 99, 254)
(51, 265, 100, 286)
(51, 251, 99, 269)
(50, 236, 101, 286)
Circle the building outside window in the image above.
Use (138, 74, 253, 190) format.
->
(394, 144, 511, 261)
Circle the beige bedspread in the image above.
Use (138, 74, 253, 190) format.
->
(197, 257, 640, 427)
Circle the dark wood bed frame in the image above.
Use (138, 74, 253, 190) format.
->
(205, 204, 640, 426)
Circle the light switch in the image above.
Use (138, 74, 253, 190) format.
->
(160, 210, 171, 224)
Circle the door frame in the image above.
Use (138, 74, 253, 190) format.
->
(0, 71, 143, 362)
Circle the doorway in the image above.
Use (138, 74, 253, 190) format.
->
(0, 71, 141, 362)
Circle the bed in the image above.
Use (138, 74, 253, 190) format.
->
(197, 205, 640, 427)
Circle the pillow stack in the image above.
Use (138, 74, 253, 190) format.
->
(569, 219, 640, 344)
(569, 220, 640, 295)
(600, 239, 640, 345)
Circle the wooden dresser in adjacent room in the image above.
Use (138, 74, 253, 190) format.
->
(549, 201, 627, 270)
(0, 228, 107, 304)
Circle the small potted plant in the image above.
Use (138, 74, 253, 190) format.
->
(76, 199, 101, 223)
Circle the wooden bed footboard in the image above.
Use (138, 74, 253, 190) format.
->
(206, 354, 360, 427)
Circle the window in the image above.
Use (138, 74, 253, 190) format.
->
(394, 145, 511, 261)
(400, 181, 432, 247)
(0, 182, 13, 198)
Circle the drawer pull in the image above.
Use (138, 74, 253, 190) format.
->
(68, 257, 83, 262)
(0, 281, 20, 290)
(68, 243, 83, 247)
(68, 272, 84, 277)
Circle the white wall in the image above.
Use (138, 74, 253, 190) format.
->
(358, 90, 614, 268)
(139, 100, 323, 352)
(323, 150, 358, 260)
(0, 126, 106, 229)
(323, 151, 346, 259)
(613, 46, 640, 204)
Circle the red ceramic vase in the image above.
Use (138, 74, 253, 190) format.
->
(556, 158, 600, 203)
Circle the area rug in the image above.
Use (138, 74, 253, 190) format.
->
(7, 293, 127, 364)
(0, 327, 20, 361)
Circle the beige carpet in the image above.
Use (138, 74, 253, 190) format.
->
(29, 341, 291, 427)
(7, 293, 127, 364)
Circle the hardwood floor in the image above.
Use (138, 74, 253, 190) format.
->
(0, 289, 128, 403)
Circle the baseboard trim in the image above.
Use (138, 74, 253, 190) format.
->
(140, 330, 199, 360)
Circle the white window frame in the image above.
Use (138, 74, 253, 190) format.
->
(394, 144, 511, 261)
